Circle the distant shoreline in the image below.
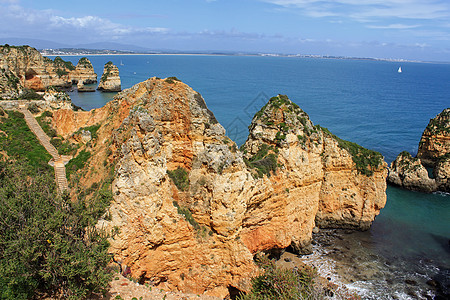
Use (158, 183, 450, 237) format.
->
(41, 52, 433, 64)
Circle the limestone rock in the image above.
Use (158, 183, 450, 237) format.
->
(70, 57, 97, 84)
(77, 80, 95, 92)
(417, 108, 450, 167)
(52, 79, 387, 297)
(389, 108, 449, 193)
(97, 61, 121, 92)
(0, 45, 73, 91)
(388, 151, 437, 193)
(0, 68, 21, 99)
(434, 154, 450, 192)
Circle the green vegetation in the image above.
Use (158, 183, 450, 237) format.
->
(172, 201, 199, 230)
(0, 160, 112, 299)
(244, 144, 279, 178)
(54, 56, 75, 71)
(164, 76, 181, 84)
(19, 88, 43, 100)
(101, 61, 114, 82)
(425, 109, 450, 135)
(66, 150, 91, 179)
(0, 110, 52, 171)
(77, 124, 101, 140)
(167, 167, 189, 191)
(237, 254, 317, 300)
(36, 111, 57, 137)
(318, 125, 383, 176)
(78, 57, 92, 67)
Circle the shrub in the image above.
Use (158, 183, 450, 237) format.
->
(244, 144, 279, 178)
(66, 150, 91, 179)
(19, 88, 43, 100)
(238, 254, 317, 300)
(167, 167, 189, 191)
(164, 76, 181, 84)
(0, 160, 112, 299)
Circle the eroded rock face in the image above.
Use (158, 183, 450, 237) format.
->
(417, 108, 450, 167)
(42, 86, 74, 110)
(387, 151, 437, 193)
(0, 45, 73, 91)
(70, 57, 97, 85)
(97, 61, 121, 92)
(54, 78, 387, 297)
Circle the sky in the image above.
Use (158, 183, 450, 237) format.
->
(0, 0, 450, 61)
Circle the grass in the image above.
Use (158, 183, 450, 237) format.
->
(172, 201, 199, 230)
(0, 110, 52, 171)
(318, 125, 383, 176)
(66, 150, 91, 179)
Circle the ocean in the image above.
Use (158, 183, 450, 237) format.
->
(57, 54, 450, 299)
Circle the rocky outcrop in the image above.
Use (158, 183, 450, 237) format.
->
(77, 80, 95, 92)
(52, 78, 387, 298)
(417, 108, 450, 167)
(97, 61, 121, 92)
(70, 57, 97, 85)
(0, 68, 22, 99)
(387, 151, 436, 192)
(0, 45, 73, 91)
(434, 154, 450, 192)
(389, 108, 449, 193)
(42, 86, 74, 110)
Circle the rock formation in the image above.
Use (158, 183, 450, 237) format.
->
(97, 61, 121, 92)
(70, 57, 97, 85)
(387, 151, 436, 192)
(388, 108, 449, 193)
(77, 80, 95, 92)
(42, 86, 74, 110)
(0, 45, 73, 91)
(52, 78, 387, 298)
(417, 108, 450, 167)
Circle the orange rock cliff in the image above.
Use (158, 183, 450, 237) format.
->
(52, 77, 388, 298)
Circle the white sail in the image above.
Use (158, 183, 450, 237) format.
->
(398, 66, 402, 73)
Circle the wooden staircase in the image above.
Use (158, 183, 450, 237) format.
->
(20, 107, 69, 193)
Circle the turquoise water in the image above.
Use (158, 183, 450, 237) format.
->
(55, 55, 449, 298)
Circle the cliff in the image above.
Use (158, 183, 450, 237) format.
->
(0, 45, 73, 91)
(388, 108, 449, 193)
(417, 108, 450, 167)
(97, 61, 121, 92)
(70, 57, 97, 85)
(52, 78, 387, 298)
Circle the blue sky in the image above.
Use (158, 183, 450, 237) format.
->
(1, 0, 449, 61)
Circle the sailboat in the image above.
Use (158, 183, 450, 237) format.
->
(398, 66, 402, 73)
(120, 60, 124, 66)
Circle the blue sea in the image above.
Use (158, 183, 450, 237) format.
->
(57, 55, 450, 299)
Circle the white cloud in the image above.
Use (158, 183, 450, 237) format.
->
(261, 0, 450, 21)
(367, 24, 422, 29)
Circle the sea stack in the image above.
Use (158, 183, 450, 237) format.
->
(97, 61, 121, 92)
(70, 57, 97, 85)
(388, 108, 450, 192)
